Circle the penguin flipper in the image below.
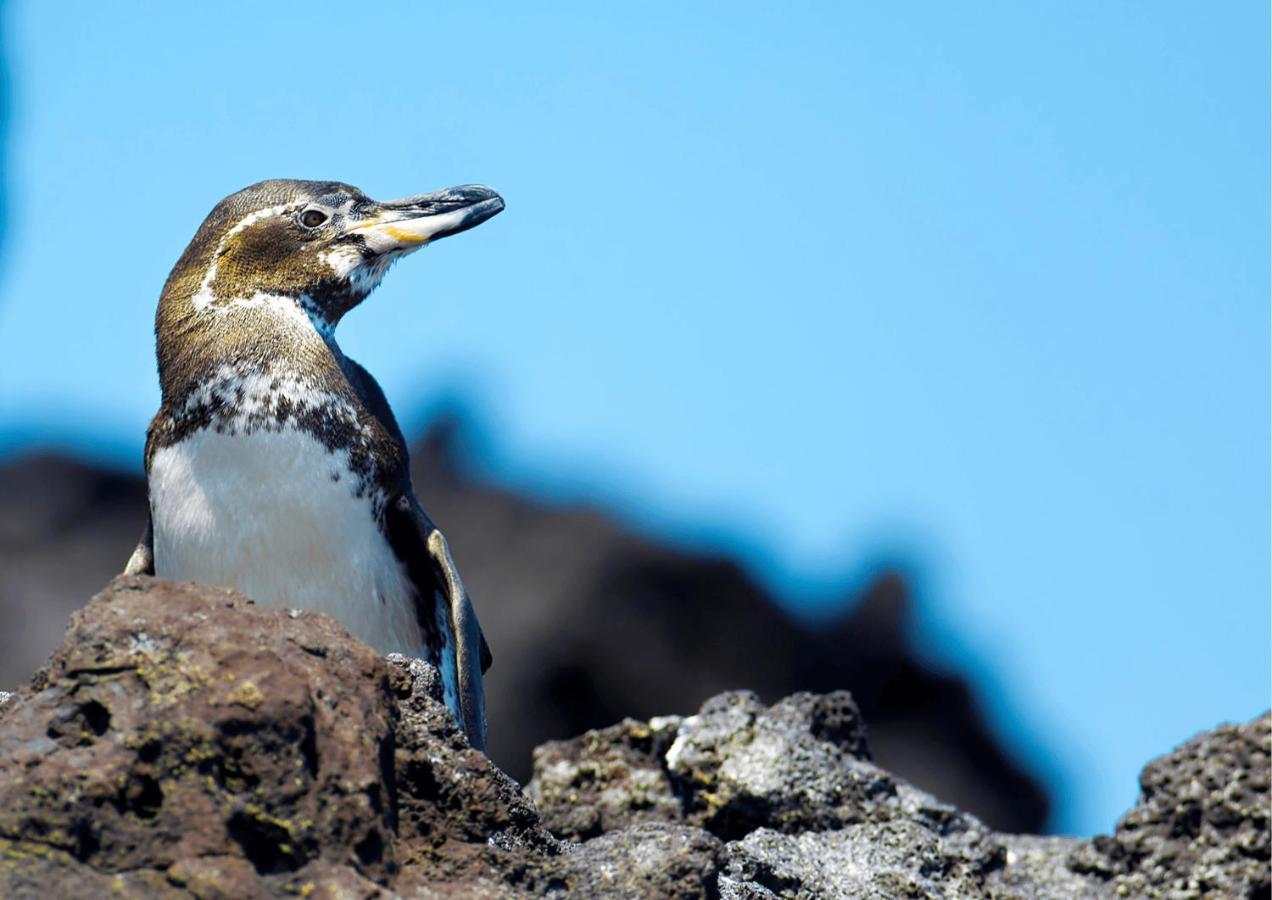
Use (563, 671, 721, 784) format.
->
(385, 493, 489, 752)
(123, 515, 155, 576)
(341, 356, 491, 741)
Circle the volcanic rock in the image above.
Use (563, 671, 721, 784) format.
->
(1069, 713, 1270, 899)
(2, 577, 1267, 898)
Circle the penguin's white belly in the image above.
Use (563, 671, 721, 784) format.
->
(149, 427, 433, 663)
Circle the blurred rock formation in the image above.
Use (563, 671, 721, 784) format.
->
(0, 415, 1046, 831)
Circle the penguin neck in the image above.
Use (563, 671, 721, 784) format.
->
(156, 288, 349, 415)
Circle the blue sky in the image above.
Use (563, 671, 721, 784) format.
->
(0, 2, 1267, 834)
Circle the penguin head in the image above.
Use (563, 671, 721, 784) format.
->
(165, 178, 504, 331)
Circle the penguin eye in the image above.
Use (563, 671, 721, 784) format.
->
(300, 209, 329, 229)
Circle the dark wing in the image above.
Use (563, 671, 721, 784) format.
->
(384, 492, 490, 751)
(339, 355, 491, 749)
(123, 513, 155, 576)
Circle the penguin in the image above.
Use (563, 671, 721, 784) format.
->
(122, 179, 502, 750)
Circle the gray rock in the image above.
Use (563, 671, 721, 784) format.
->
(1069, 712, 1270, 899)
(665, 690, 986, 839)
(530, 689, 1269, 899)
(545, 823, 723, 899)
(719, 822, 1003, 899)
(532, 690, 1016, 897)
(532, 688, 980, 841)
(528, 715, 685, 841)
(991, 835, 1111, 899)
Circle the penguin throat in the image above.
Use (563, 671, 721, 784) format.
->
(195, 288, 338, 338)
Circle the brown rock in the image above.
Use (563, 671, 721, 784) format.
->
(0, 576, 553, 897)
(0, 576, 744, 898)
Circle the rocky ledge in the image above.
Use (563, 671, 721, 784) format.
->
(0, 578, 1267, 899)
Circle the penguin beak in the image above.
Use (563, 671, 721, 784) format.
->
(352, 185, 505, 254)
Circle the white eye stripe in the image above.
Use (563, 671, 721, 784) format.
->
(192, 204, 292, 310)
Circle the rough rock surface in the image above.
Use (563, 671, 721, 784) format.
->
(1069, 713, 1270, 899)
(0, 430, 1049, 831)
(718, 824, 1000, 899)
(529, 691, 1012, 898)
(0, 577, 557, 898)
(1, 578, 1267, 899)
(530, 690, 976, 843)
(529, 690, 1270, 899)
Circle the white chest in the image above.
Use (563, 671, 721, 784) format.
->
(149, 427, 427, 659)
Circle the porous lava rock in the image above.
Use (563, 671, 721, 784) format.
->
(1069, 712, 1270, 899)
